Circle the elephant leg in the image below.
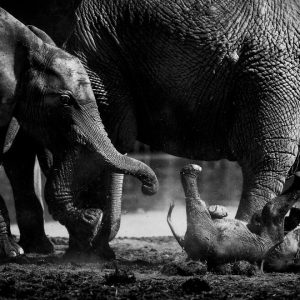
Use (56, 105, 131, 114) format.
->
(49, 147, 105, 257)
(65, 169, 120, 260)
(235, 140, 298, 222)
(0, 195, 24, 258)
(231, 96, 300, 222)
(0, 126, 22, 258)
(3, 131, 54, 254)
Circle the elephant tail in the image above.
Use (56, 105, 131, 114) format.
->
(167, 203, 185, 249)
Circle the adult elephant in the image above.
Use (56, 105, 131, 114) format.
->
(5, 0, 300, 258)
(0, 7, 158, 258)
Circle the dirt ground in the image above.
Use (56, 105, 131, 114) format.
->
(0, 236, 300, 299)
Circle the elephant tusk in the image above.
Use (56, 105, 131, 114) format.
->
(167, 202, 185, 249)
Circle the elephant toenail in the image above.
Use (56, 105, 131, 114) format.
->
(9, 251, 17, 257)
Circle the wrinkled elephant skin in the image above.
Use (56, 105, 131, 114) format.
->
(3, 0, 300, 258)
(0, 7, 158, 259)
(64, 0, 300, 254)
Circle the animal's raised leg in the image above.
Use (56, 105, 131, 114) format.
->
(3, 130, 54, 254)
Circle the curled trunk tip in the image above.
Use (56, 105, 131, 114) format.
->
(122, 157, 159, 195)
(141, 176, 159, 195)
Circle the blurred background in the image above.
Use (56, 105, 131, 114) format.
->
(2, 143, 242, 237)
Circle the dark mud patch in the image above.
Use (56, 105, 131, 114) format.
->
(181, 277, 211, 294)
(0, 236, 300, 299)
(211, 260, 258, 276)
(161, 261, 207, 276)
(104, 268, 136, 285)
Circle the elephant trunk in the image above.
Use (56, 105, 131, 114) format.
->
(72, 107, 158, 195)
(45, 105, 158, 247)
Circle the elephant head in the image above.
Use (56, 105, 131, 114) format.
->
(9, 22, 158, 245)
(168, 164, 300, 270)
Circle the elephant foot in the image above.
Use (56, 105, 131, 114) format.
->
(64, 235, 115, 262)
(19, 235, 54, 254)
(63, 248, 114, 262)
(64, 246, 115, 262)
(0, 234, 24, 259)
(92, 242, 116, 260)
(65, 208, 103, 250)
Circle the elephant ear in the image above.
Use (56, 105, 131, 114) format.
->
(3, 117, 20, 154)
(27, 25, 56, 46)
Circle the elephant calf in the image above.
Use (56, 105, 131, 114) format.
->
(0, 7, 158, 259)
(168, 164, 300, 271)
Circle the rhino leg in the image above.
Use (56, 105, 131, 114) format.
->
(3, 131, 54, 254)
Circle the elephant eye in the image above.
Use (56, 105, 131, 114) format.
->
(60, 94, 73, 106)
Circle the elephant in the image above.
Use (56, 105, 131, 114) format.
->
(3, 0, 300, 258)
(0, 7, 158, 259)
(168, 164, 300, 271)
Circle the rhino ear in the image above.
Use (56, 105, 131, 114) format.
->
(27, 25, 56, 46)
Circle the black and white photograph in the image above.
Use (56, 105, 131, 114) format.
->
(0, 0, 300, 298)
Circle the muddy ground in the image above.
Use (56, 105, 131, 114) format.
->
(0, 236, 300, 299)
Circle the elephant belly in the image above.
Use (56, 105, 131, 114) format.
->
(131, 45, 236, 160)
(136, 94, 234, 161)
